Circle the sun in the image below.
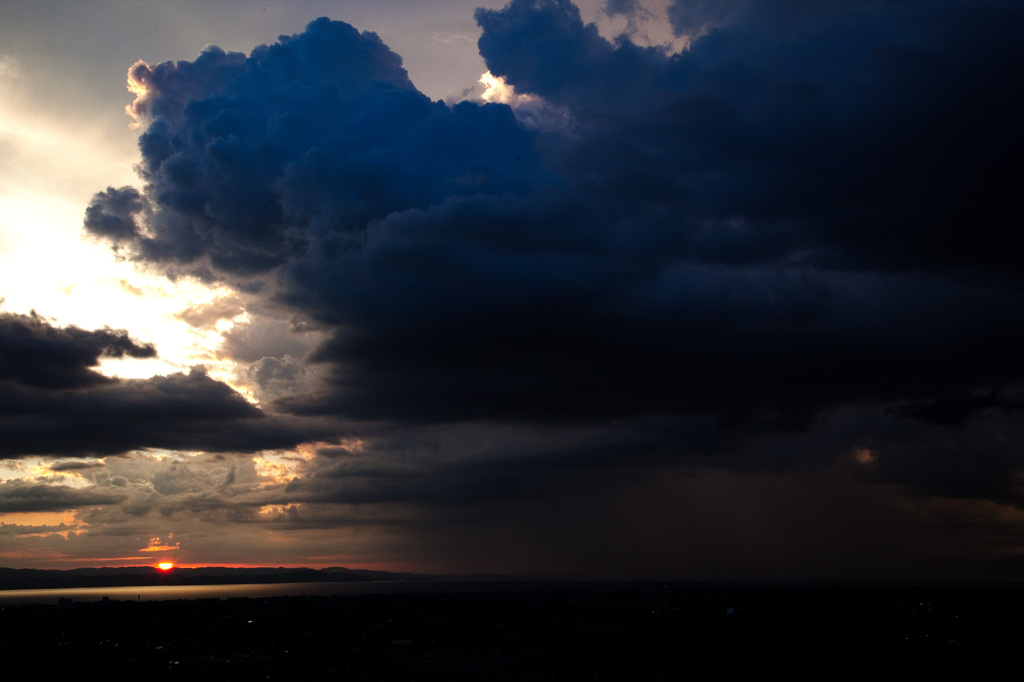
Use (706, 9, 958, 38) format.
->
(157, 562, 174, 571)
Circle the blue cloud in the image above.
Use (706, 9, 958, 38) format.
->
(81, 5, 1024, 503)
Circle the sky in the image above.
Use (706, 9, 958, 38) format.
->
(1, 0, 1022, 580)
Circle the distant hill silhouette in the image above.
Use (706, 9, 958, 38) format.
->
(0, 565, 430, 590)
(4, 555, 1024, 590)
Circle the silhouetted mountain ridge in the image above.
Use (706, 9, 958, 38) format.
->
(4, 554, 1024, 590)
(0, 565, 431, 590)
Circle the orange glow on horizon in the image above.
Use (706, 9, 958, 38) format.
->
(3, 559, 426, 572)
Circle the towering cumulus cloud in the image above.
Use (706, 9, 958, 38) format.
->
(86, 17, 540, 281)
(79, 1, 1024, 576)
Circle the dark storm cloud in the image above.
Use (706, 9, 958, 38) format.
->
(0, 367, 324, 458)
(894, 389, 1024, 428)
(84, 3, 1024, 509)
(604, 0, 641, 16)
(0, 310, 154, 389)
(49, 460, 107, 472)
(665, 0, 745, 37)
(478, 0, 1023, 273)
(0, 479, 126, 513)
(0, 312, 330, 459)
(284, 423, 663, 507)
(270, 400, 1024, 513)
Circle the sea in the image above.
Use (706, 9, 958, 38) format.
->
(0, 579, 612, 606)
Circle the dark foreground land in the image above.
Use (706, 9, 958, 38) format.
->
(4, 584, 1024, 680)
